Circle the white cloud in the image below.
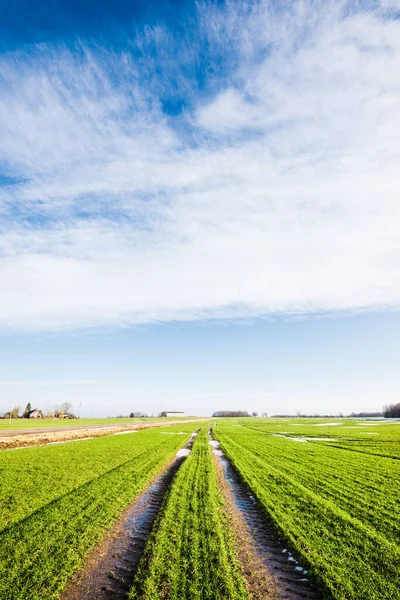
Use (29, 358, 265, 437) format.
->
(1, 1, 400, 330)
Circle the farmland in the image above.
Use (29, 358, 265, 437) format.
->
(0, 424, 199, 599)
(0, 416, 191, 431)
(130, 428, 249, 600)
(214, 419, 400, 600)
(0, 417, 399, 600)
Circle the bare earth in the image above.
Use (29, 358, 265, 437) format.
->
(0, 419, 206, 450)
(213, 451, 279, 599)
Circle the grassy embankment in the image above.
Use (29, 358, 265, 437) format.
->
(0, 424, 198, 600)
(130, 427, 249, 600)
(0, 416, 193, 430)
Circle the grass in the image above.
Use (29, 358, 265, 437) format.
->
(214, 418, 400, 600)
(130, 428, 249, 600)
(2, 416, 399, 599)
(0, 424, 199, 600)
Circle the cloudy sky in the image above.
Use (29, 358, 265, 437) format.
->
(1, 0, 399, 416)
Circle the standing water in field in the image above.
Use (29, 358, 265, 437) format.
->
(209, 432, 321, 600)
(62, 435, 196, 600)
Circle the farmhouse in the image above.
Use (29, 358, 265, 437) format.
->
(160, 411, 185, 418)
(27, 408, 43, 419)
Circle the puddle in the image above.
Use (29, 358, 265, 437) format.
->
(303, 437, 336, 442)
(312, 423, 340, 427)
(176, 448, 191, 457)
(62, 433, 197, 600)
(272, 435, 308, 443)
(210, 432, 321, 600)
(272, 435, 338, 443)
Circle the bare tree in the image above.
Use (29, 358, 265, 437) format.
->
(11, 406, 20, 419)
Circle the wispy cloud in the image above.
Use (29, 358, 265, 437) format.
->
(1, 0, 400, 330)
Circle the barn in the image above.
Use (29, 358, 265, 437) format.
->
(160, 411, 185, 418)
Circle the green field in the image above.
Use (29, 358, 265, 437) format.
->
(0, 424, 199, 599)
(130, 428, 249, 600)
(1, 417, 399, 599)
(214, 418, 400, 600)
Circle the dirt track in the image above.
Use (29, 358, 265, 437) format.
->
(0, 423, 142, 437)
(0, 419, 206, 450)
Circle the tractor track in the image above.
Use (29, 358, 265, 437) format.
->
(62, 433, 198, 600)
(210, 432, 322, 600)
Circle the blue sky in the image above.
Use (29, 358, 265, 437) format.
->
(1, 0, 400, 416)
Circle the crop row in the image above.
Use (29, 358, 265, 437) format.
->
(234, 425, 400, 543)
(244, 419, 400, 458)
(214, 422, 400, 600)
(130, 428, 249, 600)
(0, 424, 197, 531)
(0, 426, 198, 600)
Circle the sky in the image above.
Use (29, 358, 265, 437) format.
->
(1, 0, 400, 416)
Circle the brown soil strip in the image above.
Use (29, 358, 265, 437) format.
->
(211, 438, 322, 600)
(61, 433, 197, 600)
(0, 419, 206, 450)
(213, 449, 279, 600)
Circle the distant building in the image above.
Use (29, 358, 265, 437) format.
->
(160, 411, 185, 418)
(27, 408, 43, 419)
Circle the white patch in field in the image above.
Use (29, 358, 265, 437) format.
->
(273, 434, 308, 442)
(313, 423, 340, 426)
(303, 437, 336, 441)
(212, 448, 224, 457)
(113, 430, 138, 435)
(176, 448, 191, 457)
(209, 440, 220, 448)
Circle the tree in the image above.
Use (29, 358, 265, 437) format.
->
(212, 411, 250, 417)
(61, 401, 73, 415)
(23, 403, 32, 418)
(252, 412, 258, 417)
(12, 407, 20, 419)
(383, 403, 400, 418)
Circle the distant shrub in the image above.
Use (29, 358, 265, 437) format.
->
(383, 403, 400, 418)
(212, 411, 250, 417)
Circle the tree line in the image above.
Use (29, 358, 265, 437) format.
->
(0, 402, 77, 419)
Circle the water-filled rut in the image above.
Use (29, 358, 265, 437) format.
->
(210, 433, 322, 600)
(62, 433, 197, 600)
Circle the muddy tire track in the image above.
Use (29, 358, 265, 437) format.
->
(62, 433, 198, 600)
(210, 433, 322, 600)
